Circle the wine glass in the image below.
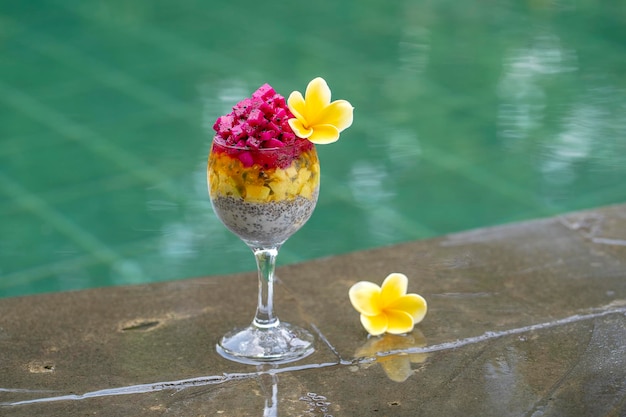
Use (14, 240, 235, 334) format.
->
(207, 136, 320, 363)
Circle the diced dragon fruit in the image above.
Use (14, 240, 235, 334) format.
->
(212, 82, 313, 169)
(260, 130, 277, 142)
(264, 138, 285, 148)
(238, 151, 254, 167)
(272, 108, 288, 123)
(281, 131, 296, 143)
(213, 114, 234, 134)
(266, 121, 280, 133)
(231, 125, 245, 141)
(259, 100, 273, 115)
(246, 136, 262, 149)
(280, 120, 292, 133)
(252, 84, 276, 100)
(247, 108, 266, 126)
(272, 95, 286, 108)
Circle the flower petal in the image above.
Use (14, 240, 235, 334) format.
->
(409, 353, 429, 364)
(385, 310, 415, 334)
(360, 313, 388, 336)
(304, 77, 331, 122)
(387, 294, 428, 323)
(349, 281, 382, 316)
(380, 273, 408, 308)
(287, 91, 307, 125)
(378, 356, 413, 383)
(318, 99, 354, 132)
(307, 124, 340, 144)
(288, 118, 313, 139)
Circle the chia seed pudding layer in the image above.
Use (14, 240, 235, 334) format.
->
(211, 193, 318, 246)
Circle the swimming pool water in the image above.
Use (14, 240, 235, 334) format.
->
(1, 0, 625, 298)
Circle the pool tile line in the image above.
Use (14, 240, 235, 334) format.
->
(568, 182, 626, 214)
(48, 0, 373, 87)
(320, 181, 438, 238)
(423, 145, 551, 211)
(0, 237, 142, 293)
(0, 172, 151, 218)
(0, 81, 181, 201)
(13, 30, 196, 122)
(356, 117, 553, 215)
(0, 256, 101, 293)
(46, 0, 241, 71)
(0, 131, 72, 158)
(0, 220, 297, 295)
(0, 171, 122, 267)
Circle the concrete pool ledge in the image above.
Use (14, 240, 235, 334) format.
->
(1, 204, 625, 416)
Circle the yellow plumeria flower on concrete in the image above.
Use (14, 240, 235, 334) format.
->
(349, 273, 427, 336)
(287, 77, 354, 144)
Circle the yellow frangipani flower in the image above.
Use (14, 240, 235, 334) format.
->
(287, 77, 354, 144)
(349, 273, 427, 336)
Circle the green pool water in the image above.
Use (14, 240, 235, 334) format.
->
(1, 0, 625, 298)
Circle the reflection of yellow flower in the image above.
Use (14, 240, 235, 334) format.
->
(349, 273, 427, 336)
(355, 332, 429, 382)
(287, 77, 354, 144)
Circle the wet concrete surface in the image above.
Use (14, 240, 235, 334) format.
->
(1, 204, 625, 416)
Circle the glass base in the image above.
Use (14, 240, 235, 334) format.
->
(216, 322, 315, 364)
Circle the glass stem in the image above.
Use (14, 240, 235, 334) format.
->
(252, 247, 280, 329)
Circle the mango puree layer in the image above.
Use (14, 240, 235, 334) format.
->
(208, 149, 319, 203)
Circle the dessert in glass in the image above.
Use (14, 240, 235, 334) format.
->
(208, 78, 353, 363)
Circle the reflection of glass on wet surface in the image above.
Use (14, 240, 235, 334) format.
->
(258, 372, 279, 417)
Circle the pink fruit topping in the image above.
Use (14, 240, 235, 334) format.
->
(213, 83, 300, 148)
(212, 83, 313, 169)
